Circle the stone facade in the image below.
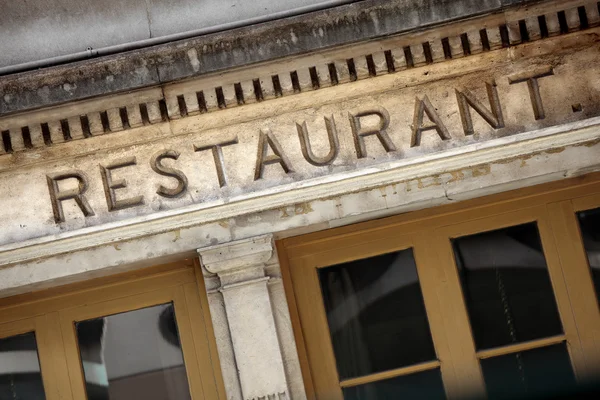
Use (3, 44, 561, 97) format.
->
(1, 1, 599, 398)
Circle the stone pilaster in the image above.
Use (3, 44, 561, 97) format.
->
(198, 234, 292, 400)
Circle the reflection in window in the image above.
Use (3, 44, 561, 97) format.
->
(481, 343, 576, 399)
(452, 223, 563, 350)
(343, 368, 446, 400)
(0, 332, 46, 400)
(577, 207, 600, 305)
(76, 303, 191, 400)
(319, 249, 436, 380)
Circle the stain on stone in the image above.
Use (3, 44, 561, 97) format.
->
(448, 170, 465, 183)
(580, 137, 600, 147)
(279, 202, 314, 218)
(471, 164, 491, 177)
(417, 174, 442, 189)
(172, 229, 181, 243)
(545, 147, 566, 154)
(294, 202, 314, 215)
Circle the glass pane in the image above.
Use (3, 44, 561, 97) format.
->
(0, 332, 46, 400)
(76, 303, 191, 400)
(481, 343, 576, 399)
(452, 223, 563, 350)
(577, 207, 600, 305)
(319, 249, 436, 380)
(342, 368, 446, 400)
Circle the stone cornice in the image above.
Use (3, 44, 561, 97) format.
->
(0, 0, 596, 160)
(0, 0, 550, 116)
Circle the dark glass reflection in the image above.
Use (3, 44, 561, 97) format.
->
(453, 223, 563, 350)
(76, 303, 191, 400)
(319, 249, 436, 380)
(577, 207, 600, 306)
(343, 368, 446, 400)
(481, 343, 576, 400)
(0, 332, 46, 400)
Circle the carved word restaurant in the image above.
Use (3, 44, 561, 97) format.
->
(1, 1, 600, 400)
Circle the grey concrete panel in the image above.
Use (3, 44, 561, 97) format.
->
(0, 0, 150, 68)
(146, 0, 353, 38)
(0, 0, 355, 69)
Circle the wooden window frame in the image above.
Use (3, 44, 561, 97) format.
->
(548, 190, 600, 378)
(277, 172, 600, 400)
(0, 258, 225, 400)
(0, 316, 65, 400)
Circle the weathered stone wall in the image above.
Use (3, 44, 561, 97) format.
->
(0, 3, 598, 400)
(0, 27, 598, 251)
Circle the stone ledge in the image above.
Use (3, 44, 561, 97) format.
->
(0, 0, 541, 116)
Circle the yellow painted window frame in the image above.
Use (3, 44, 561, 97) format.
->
(0, 258, 226, 400)
(278, 172, 600, 400)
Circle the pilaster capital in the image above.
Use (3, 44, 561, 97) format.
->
(197, 234, 273, 276)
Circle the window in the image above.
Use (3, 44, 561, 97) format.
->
(0, 331, 45, 400)
(279, 173, 600, 399)
(75, 303, 192, 400)
(0, 260, 224, 400)
(449, 222, 576, 399)
(319, 249, 445, 399)
(576, 207, 600, 304)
